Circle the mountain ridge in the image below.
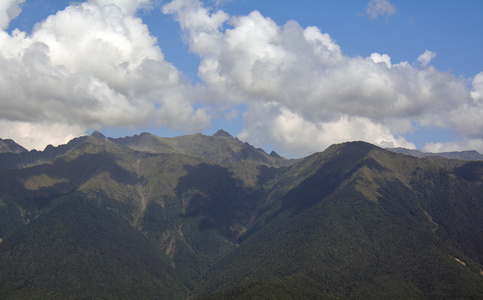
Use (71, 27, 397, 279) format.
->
(387, 147, 483, 161)
(0, 132, 482, 298)
(0, 138, 27, 154)
(196, 141, 483, 298)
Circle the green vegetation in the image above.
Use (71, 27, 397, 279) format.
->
(0, 193, 186, 299)
(0, 134, 482, 298)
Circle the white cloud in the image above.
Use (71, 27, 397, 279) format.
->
(370, 52, 392, 68)
(0, 0, 24, 30)
(419, 73, 483, 154)
(163, 0, 480, 157)
(238, 102, 415, 158)
(470, 72, 483, 102)
(423, 139, 483, 154)
(92, 0, 151, 15)
(164, 1, 469, 120)
(0, 0, 208, 150)
(417, 50, 436, 68)
(444, 72, 483, 136)
(363, 0, 397, 20)
(162, 0, 229, 57)
(0, 120, 85, 150)
(1, 0, 481, 157)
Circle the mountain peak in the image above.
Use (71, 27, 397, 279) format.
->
(269, 151, 282, 159)
(213, 129, 233, 138)
(0, 138, 28, 154)
(328, 141, 381, 156)
(91, 130, 106, 139)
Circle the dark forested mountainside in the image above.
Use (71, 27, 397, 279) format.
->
(0, 132, 482, 299)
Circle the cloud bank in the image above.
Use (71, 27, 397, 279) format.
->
(1, 0, 482, 158)
(0, 0, 208, 149)
(164, 0, 481, 157)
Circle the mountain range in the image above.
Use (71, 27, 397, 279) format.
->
(386, 147, 483, 161)
(0, 130, 482, 299)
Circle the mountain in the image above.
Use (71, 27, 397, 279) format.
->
(0, 193, 186, 299)
(197, 142, 483, 298)
(387, 147, 483, 161)
(0, 135, 91, 169)
(108, 129, 293, 167)
(0, 138, 27, 154)
(0, 133, 482, 298)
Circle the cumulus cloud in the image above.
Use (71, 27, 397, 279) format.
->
(363, 0, 397, 20)
(417, 50, 436, 68)
(0, 0, 208, 149)
(93, 0, 151, 15)
(0, 0, 24, 30)
(0, 120, 86, 151)
(370, 52, 392, 68)
(2, 0, 482, 157)
(423, 139, 483, 154)
(238, 102, 415, 157)
(416, 72, 483, 154)
(470, 72, 483, 102)
(162, 0, 480, 157)
(447, 73, 483, 135)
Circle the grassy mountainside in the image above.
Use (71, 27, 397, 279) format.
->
(0, 133, 482, 298)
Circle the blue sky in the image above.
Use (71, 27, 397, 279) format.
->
(1, 0, 482, 157)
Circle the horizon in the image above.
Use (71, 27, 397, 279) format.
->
(1, 0, 482, 158)
(3, 129, 483, 160)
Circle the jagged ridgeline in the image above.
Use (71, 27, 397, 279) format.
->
(0, 131, 482, 299)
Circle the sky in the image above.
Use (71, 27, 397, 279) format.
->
(1, 0, 482, 158)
